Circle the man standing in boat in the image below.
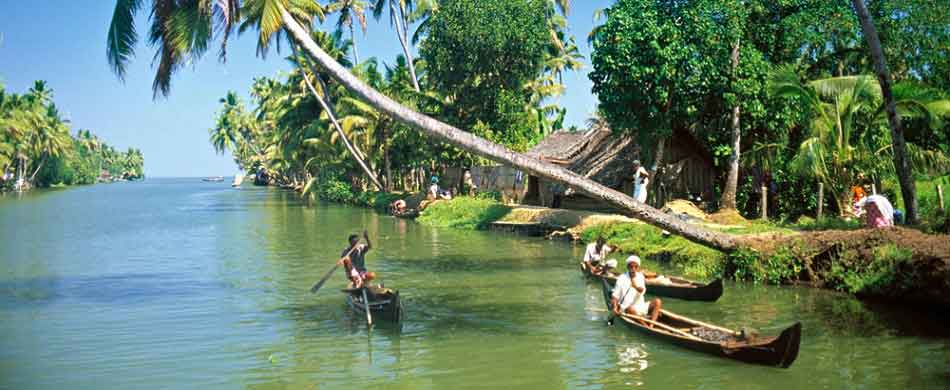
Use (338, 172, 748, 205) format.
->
(612, 255, 662, 327)
(337, 230, 375, 288)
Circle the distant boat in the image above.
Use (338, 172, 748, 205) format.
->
(202, 176, 224, 182)
(232, 174, 244, 187)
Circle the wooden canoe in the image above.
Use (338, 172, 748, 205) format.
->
(341, 284, 403, 323)
(580, 262, 724, 302)
(600, 279, 800, 368)
(392, 208, 419, 219)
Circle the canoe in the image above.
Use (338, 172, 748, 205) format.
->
(580, 261, 723, 302)
(600, 279, 800, 368)
(341, 284, 403, 322)
(392, 208, 419, 219)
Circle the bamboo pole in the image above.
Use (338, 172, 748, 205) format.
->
(618, 313, 704, 341)
(938, 185, 944, 212)
(659, 310, 739, 336)
(817, 182, 824, 219)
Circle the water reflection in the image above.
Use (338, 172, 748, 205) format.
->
(616, 344, 650, 375)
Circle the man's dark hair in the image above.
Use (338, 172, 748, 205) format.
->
(348, 234, 359, 243)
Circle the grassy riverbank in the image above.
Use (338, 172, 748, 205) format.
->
(408, 195, 949, 307)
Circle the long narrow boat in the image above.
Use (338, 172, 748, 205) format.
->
(392, 208, 420, 219)
(341, 284, 403, 322)
(580, 262, 723, 302)
(599, 279, 800, 368)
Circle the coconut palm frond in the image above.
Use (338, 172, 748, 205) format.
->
(107, 0, 143, 80)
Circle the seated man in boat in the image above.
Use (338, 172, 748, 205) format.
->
(337, 230, 375, 289)
(611, 256, 662, 328)
(583, 237, 614, 275)
(391, 199, 407, 214)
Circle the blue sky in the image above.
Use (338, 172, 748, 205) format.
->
(0, 1, 609, 177)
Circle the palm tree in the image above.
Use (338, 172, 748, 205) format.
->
(770, 67, 950, 215)
(851, 0, 919, 224)
(28, 104, 73, 183)
(326, 0, 369, 65)
(372, 0, 422, 92)
(105, 0, 740, 250)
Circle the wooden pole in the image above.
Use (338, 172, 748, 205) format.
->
(817, 182, 824, 219)
(760, 185, 768, 220)
(938, 184, 945, 212)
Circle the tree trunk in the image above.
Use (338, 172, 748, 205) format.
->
(294, 44, 384, 192)
(383, 128, 393, 192)
(648, 137, 665, 207)
(851, 0, 918, 224)
(391, 1, 421, 92)
(28, 156, 46, 183)
(720, 39, 741, 210)
(350, 24, 360, 65)
(280, 8, 738, 251)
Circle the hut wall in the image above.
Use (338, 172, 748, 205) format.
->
(662, 136, 717, 200)
(470, 166, 527, 203)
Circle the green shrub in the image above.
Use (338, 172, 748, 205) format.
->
(315, 178, 355, 203)
(827, 244, 914, 295)
(581, 223, 724, 279)
(417, 197, 512, 230)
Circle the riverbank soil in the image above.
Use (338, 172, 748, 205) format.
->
(737, 227, 950, 307)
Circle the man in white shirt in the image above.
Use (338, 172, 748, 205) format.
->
(582, 237, 613, 275)
(631, 160, 649, 203)
(611, 255, 663, 327)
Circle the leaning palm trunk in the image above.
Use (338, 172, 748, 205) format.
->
(300, 63, 384, 192)
(721, 39, 741, 210)
(290, 41, 382, 191)
(851, 0, 918, 224)
(280, 8, 737, 251)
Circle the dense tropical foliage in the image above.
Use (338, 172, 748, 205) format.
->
(590, 0, 950, 222)
(0, 80, 144, 192)
(206, 0, 584, 197)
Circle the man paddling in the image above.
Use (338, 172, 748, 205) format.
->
(611, 255, 662, 328)
(337, 230, 375, 288)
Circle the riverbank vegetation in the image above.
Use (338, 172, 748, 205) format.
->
(0, 80, 144, 192)
(206, 0, 576, 195)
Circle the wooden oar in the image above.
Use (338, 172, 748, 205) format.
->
(310, 241, 362, 293)
(361, 287, 373, 327)
(617, 313, 704, 342)
(659, 309, 739, 336)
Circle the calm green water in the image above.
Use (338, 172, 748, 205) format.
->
(1, 179, 947, 389)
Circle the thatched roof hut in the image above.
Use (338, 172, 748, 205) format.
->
(524, 125, 716, 211)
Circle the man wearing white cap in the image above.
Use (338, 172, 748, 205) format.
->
(611, 255, 663, 327)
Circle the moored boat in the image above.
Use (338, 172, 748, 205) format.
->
(600, 279, 800, 368)
(392, 208, 420, 219)
(342, 284, 403, 322)
(580, 261, 723, 302)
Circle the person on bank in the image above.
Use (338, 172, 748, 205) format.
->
(583, 237, 614, 274)
(612, 255, 663, 328)
(337, 230, 375, 288)
(632, 160, 650, 203)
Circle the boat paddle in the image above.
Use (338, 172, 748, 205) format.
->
(309, 240, 362, 293)
(606, 278, 633, 327)
(362, 287, 373, 327)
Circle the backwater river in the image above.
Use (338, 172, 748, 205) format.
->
(1, 178, 947, 389)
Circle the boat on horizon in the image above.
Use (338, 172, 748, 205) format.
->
(202, 176, 224, 182)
